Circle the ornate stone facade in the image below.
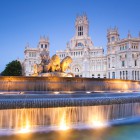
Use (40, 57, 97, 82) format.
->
(107, 28, 140, 80)
(22, 37, 50, 76)
(22, 14, 140, 80)
(56, 14, 107, 78)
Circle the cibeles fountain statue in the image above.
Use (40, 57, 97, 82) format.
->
(32, 53, 74, 77)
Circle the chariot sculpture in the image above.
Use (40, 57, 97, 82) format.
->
(32, 54, 73, 77)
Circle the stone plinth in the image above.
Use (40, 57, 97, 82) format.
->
(0, 76, 140, 92)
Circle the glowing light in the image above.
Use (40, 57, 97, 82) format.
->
(59, 122, 69, 130)
(59, 112, 69, 131)
(19, 92, 24, 94)
(66, 91, 74, 94)
(94, 91, 104, 93)
(86, 91, 91, 94)
(92, 120, 106, 128)
(54, 91, 60, 94)
(18, 121, 31, 133)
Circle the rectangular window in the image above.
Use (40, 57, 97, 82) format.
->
(78, 26, 83, 36)
(122, 61, 125, 67)
(135, 60, 137, 66)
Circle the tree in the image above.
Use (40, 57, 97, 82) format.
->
(1, 60, 22, 76)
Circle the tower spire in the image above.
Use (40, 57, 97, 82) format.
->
(75, 14, 89, 37)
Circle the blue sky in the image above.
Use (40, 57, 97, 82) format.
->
(0, 0, 140, 72)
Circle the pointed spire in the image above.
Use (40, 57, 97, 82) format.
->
(128, 30, 131, 38)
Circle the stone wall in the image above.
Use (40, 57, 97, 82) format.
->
(0, 76, 140, 91)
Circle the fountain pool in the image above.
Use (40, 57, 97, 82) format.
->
(0, 77, 140, 139)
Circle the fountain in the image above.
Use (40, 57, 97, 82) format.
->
(32, 54, 73, 77)
(0, 55, 140, 139)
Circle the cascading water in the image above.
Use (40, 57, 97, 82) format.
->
(0, 103, 140, 132)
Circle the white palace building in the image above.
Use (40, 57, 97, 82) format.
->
(22, 14, 140, 80)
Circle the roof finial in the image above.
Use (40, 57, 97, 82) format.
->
(25, 42, 30, 49)
(128, 30, 131, 38)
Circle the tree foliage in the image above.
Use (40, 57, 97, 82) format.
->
(1, 60, 22, 76)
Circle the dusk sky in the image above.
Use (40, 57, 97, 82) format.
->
(0, 0, 140, 72)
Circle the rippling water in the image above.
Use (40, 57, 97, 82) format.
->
(0, 124, 140, 140)
(0, 93, 140, 139)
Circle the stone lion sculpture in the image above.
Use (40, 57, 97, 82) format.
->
(44, 54, 60, 72)
(60, 56, 72, 72)
(32, 54, 73, 76)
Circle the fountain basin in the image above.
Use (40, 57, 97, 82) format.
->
(0, 76, 140, 91)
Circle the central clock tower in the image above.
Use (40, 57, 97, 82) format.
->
(75, 14, 89, 37)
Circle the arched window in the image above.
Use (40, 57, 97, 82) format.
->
(77, 43, 84, 47)
(112, 72, 115, 79)
(45, 44, 47, 48)
(75, 68, 79, 73)
(111, 36, 115, 41)
(123, 71, 125, 79)
(73, 65, 81, 74)
(41, 44, 43, 48)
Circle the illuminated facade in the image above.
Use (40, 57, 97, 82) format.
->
(22, 14, 140, 80)
(56, 14, 140, 80)
(56, 14, 107, 78)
